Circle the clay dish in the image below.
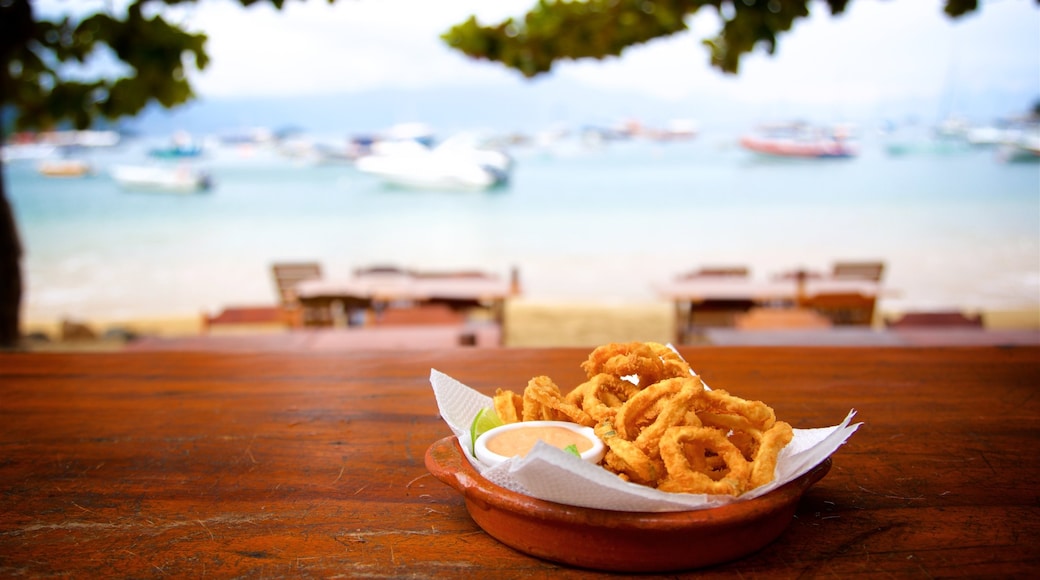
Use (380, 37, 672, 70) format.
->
(425, 436, 831, 573)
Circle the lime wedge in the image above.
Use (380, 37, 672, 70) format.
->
(469, 407, 504, 457)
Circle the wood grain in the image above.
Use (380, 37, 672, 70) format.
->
(1, 347, 1038, 578)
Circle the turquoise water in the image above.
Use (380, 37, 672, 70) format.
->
(6, 132, 1040, 322)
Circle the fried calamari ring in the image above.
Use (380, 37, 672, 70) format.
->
(522, 376, 595, 426)
(595, 422, 663, 486)
(580, 373, 640, 423)
(613, 376, 704, 442)
(697, 411, 764, 460)
(493, 389, 523, 424)
(700, 388, 776, 432)
(747, 421, 793, 489)
(631, 378, 703, 455)
(645, 342, 695, 380)
(657, 426, 751, 496)
(563, 379, 594, 407)
(580, 342, 668, 385)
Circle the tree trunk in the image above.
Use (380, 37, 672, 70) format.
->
(0, 152, 24, 349)
(1, 0, 29, 349)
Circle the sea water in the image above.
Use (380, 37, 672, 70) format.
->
(6, 132, 1039, 323)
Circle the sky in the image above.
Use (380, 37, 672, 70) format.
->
(187, 1, 1038, 109)
(39, 0, 1040, 132)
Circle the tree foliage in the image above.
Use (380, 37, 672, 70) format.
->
(2, 1, 209, 132)
(442, 0, 993, 78)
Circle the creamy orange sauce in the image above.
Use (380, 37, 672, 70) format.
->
(486, 426, 593, 457)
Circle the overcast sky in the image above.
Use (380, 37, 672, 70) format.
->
(173, 1, 1039, 112)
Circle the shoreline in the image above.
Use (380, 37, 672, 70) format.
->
(22, 300, 1040, 349)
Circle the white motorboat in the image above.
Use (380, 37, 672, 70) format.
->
(111, 164, 212, 193)
(355, 135, 511, 191)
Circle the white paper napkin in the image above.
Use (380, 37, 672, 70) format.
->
(430, 364, 860, 512)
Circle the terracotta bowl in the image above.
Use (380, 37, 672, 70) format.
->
(425, 436, 831, 573)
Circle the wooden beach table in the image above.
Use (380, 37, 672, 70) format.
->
(656, 276, 884, 342)
(294, 272, 515, 327)
(2, 346, 1038, 577)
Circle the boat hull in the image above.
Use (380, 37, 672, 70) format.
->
(111, 165, 212, 193)
(739, 135, 856, 159)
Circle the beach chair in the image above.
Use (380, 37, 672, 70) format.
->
(272, 262, 330, 327)
(832, 261, 885, 281)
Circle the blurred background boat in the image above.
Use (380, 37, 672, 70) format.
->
(739, 123, 857, 159)
(148, 131, 204, 159)
(110, 164, 212, 193)
(355, 133, 511, 191)
(37, 159, 94, 178)
(996, 125, 1040, 163)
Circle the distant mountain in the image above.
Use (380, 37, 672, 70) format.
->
(124, 81, 1036, 139)
(125, 82, 737, 138)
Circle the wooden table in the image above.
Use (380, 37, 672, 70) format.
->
(657, 276, 885, 342)
(2, 347, 1038, 577)
(655, 276, 882, 304)
(295, 273, 515, 328)
(295, 274, 514, 308)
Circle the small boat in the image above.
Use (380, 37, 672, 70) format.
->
(148, 131, 204, 159)
(356, 135, 511, 191)
(739, 133, 857, 159)
(2, 142, 58, 162)
(110, 165, 212, 193)
(38, 159, 94, 177)
(148, 143, 203, 159)
(997, 134, 1040, 163)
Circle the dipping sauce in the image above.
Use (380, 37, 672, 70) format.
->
(486, 425, 594, 458)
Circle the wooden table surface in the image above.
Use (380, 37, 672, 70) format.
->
(655, 276, 882, 303)
(2, 347, 1038, 578)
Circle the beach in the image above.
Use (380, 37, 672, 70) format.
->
(8, 131, 1040, 348)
